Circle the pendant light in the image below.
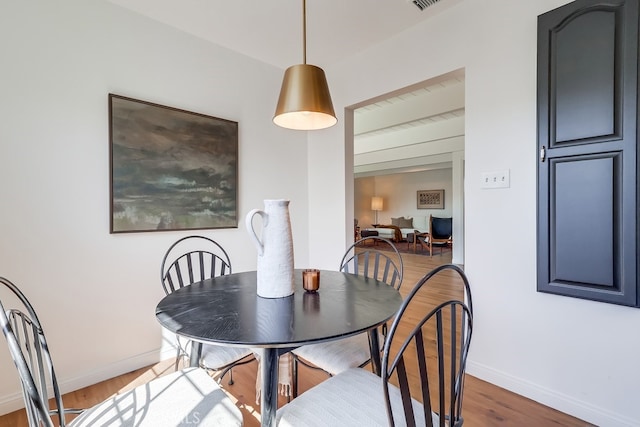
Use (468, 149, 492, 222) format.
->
(273, 0, 337, 130)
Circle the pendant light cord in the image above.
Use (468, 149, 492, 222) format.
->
(302, 0, 307, 64)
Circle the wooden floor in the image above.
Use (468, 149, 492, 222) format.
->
(0, 248, 593, 427)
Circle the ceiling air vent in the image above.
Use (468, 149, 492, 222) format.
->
(410, 0, 441, 11)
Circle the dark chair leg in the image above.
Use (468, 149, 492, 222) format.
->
(292, 356, 299, 398)
(228, 367, 234, 385)
(175, 348, 180, 371)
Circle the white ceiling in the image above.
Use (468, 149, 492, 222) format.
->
(106, 0, 457, 69)
(354, 71, 464, 177)
(106, 0, 464, 176)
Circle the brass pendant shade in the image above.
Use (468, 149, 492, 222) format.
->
(273, 64, 337, 130)
(273, 0, 337, 131)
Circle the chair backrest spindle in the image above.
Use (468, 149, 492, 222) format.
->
(340, 236, 404, 290)
(160, 235, 233, 295)
(1, 277, 64, 427)
(381, 264, 473, 427)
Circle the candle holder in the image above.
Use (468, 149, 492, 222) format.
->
(302, 269, 320, 292)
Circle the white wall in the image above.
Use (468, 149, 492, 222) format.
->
(0, 0, 311, 413)
(354, 176, 376, 227)
(3, 1, 639, 425)
(311, 0, 640, 425)
(354, 170, 453, 228)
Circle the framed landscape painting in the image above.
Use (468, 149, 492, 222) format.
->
(109, 94, 238, 233)
(417, 189, 444, 209)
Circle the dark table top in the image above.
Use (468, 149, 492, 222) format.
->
(155, 269, 402, 349)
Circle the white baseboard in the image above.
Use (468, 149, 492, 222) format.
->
(0, 346, 176, 416)
(0, 391, 23, 416)
(466, 360, 636, 427)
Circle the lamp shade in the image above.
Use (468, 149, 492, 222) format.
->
(371, 196, 383, 211)
(273, 64, 337, 130)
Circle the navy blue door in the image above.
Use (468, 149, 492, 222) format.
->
(537, 0, 638, 307)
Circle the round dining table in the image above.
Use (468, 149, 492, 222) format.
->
(155, 269, 402, 427)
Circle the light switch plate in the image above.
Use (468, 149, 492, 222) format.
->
(482, 170, 510, 189)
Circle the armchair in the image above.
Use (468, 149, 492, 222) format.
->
(429, 215, 452, 256)
(414, 215, 452, 256)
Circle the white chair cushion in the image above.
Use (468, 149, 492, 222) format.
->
(200, 343, 253, 369)
(276, 367, 437, 427)
(292, 333, 372, 375)
(69, 368, 243, 426)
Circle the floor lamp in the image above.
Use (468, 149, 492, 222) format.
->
(371, 196, 383, 225)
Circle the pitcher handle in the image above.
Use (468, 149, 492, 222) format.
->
(245, 209, 268, 256)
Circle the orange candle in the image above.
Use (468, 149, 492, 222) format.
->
(302, 269, 320, 292)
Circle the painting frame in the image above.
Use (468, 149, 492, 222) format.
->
(417, 189, 444, 209)
(109, 94, 238, 233)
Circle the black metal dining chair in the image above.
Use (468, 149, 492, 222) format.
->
(160, 235, 255, 384)
(290, 236, 404, 398)
(277, 263, 473, 427)
(0, 276, 243, 427)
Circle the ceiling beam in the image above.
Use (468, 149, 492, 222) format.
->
(354, 115, 464, 154)
(354, 80, 464, 135)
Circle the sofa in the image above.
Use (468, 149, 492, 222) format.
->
(365, 216, 429, 242)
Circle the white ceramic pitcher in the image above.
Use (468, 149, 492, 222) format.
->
(245, 199, 295, 298)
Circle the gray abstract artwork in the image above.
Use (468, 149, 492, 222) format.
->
(109, 95, 238, 233)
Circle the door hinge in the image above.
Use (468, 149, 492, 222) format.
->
(540, 145, 546, 162)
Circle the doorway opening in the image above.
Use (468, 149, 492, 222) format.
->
(347, 69, 465, 265)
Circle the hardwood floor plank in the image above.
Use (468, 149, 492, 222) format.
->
(0, 250, 592, 427)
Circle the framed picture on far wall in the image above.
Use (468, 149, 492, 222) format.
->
(109, 94, 238, 233)
(417, 189, 444, 209)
